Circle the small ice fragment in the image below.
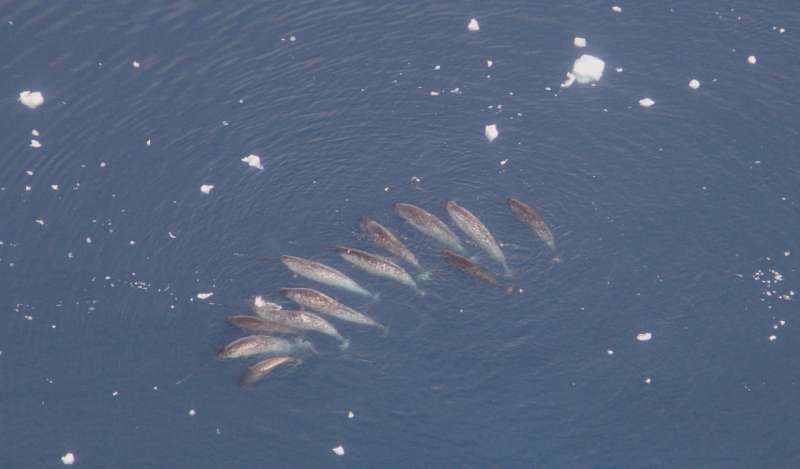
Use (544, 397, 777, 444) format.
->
(636, 332, 652, 341)
(500, 159, 508, 166)
(112, 390, 119, 396)
(31, 129, 39, 136)
(189, 409, 196, 416)
(86, 237, 92, 244)
(485, 124, 498, 142)
(30, 139, 42, 148)
(241, 154, 264, 170)
(51, 184, 59, 191)
(571, 55, 605, 84)
(607, 349, 614, 355)
(146, 139, 151, 146)
(168, 231, 177, 239)
(780, 320, 786, 326)
(200, 184, 214, 194)
(644, 377, 652, 384)
(434, 65, 440, 70)
(129, 240, 135, 245)
(19, 90, 44, 109)
(100, 161, 107, 167)
(289, 35, 296, 42)
(347, 411, 354, 419)
(25, 185, 31, 191)
(61, 452, 75, 465)
(638, 97, 655, 108)
(196, 292, 213, 300)
(35, 219, 45, 226)
(612, 5, 622, 13)
(779, 28, 786, 33)
(689, 79, 700, 89)
(132, 61, 140, 68)
(574, 36, 587, 48)
(747, 55, 757, 64)
(769, 335, 777, 342)
(467, 18, 480, 32)
(784, 251, 790, 256)
(429, 91, 440, 96)
(487, 59, 493, 68)
(615, 67, 623, 73)
(332, 446, 345, 456)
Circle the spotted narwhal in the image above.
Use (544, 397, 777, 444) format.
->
(446, 201, 511, 275)
(217, 335, 317, 360)
(280, 287, 384, 330)
(254, 301, 350, 349)
(393, 202, 465, 253)
(442, 250, 513, 294)
(507, 197, 561, 262)
(336, 246, 422, 295)
(280, 255, 374, 298)
(360, 217, 421, 270)
(241, 356, 301, 386)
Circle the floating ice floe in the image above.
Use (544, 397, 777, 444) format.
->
(35, 219, 45, 226)
(332, 446, 345, 456)
(638, 97, 655, 108)
(689, 79, 700, 89)
(747, 55, 757, 64)
(188, 409, 197, 416)
(574, 36, 587, 48)
(467, 18, 480, 32)
(636, 332, 653, 341)
(607, 349, 614, 355)
(196, 292, 213, 300)
(561, 55, 605, 88)
(132, 61, 140, 68)
(31, 129, 39, 136)
(30, 139, 42, 148)
(146, 139, 151, 146)
(19, 90, 44, 109)
(769, 335, 777, 342)
(612, 5, 622, 13)
(485, 124, 498, 142)
(429, 91, 440, 96)
(241, 154, 264, 170)
(347, 411, 354, 419)
(51, 185, 59, 191)
(644, 377, 652, 384)
(200, 184, 214, 194)
(61, 452, 75, 465)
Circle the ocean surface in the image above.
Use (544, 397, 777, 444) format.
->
(1, 1, 799, 467)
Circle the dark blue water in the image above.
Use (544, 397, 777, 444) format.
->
(2, 1, 799, 467)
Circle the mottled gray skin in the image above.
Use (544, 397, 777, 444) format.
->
(255, 305, 349, 349)
(446, 201, 511, 275)
(241, 356, 301, 386)
(393, 202, 465, 253)
(226, 315, 301, 335)
(507, 198, 560, 262)
(360, 217, 421, 270)
(280, 287, 384, 330)
(442, 250, 513, 294)
(217, 335, 317, 360)
(336, 246, 420, 294)
(281, 255, 374, 297)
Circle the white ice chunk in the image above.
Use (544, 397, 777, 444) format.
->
(769, 335, 777, 342)
(188, 409, 196, 416)
(612, 5, 622, 13)
(31, 129, 39, 136)
(644, 377, 652, 384)
(132, 61, 140, 68)
(434, 65, 440, 70)
(19, 90, 44, 109)
(429, 91, 440, 96)
(196, 292, 213, 300)
(467, 18, 480, 32)
(51, 184, 59, 191)
(638, 97, 655, 108)
(636, 332, 653, 341)
(332, 446, 345, 456)
(571, 55, 605, 84)
(485, 124, 498, 142)
(35, 219, 45, 226)
(487, 59, 493, 68)
(747, 55, 757, 64)
(200, 184, 214, 194)
(168, 231, 177, 239)
(689, 79, 700, 89)
(607, 349, 614, 355)
(574, 36, 587, 48)
(61, 452, 75, 465)
(241, 154, 264, 170)
(30, 139, 42, 148)
(347, 411, 354, 419)
(146, 139, 151, 146)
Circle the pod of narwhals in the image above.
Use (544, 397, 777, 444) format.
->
(217, 198, 559, 385)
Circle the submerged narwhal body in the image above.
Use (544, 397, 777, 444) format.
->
(217, 335, 317, 360)
(280, 255, 374, 297)
(360, 217, 421, 270)
(281, 287, 384, 330)
(446, 201, 511, 275)
(442, 250, 513, 294)
(241, 356, 301, 386)
(336, 246, 421, 294)
(393, 202, 465, 253)
(254, 304, 350, 349)
(226, 315, 301, 335)
(507, 198, 560, 262)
